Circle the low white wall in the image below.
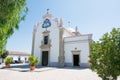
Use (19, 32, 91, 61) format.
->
(8, 55, 29, 62)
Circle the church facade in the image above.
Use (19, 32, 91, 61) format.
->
(31, 12, 92, 67)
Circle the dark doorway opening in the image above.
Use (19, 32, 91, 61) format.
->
(73, 55, 80, 66)
(42, 51, 48, 66)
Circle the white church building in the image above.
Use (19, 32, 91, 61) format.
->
(31, 12, 92, 67)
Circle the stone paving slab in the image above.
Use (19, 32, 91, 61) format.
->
(0, 64, 120, 80)
(0, 67, 101, 80)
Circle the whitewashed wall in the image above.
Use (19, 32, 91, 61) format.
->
(34, 17, 60, 65)
(64, 36, 90, 67)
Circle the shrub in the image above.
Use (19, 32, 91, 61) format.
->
(5, 57, 12, 65)
(28, 55, 39, 66)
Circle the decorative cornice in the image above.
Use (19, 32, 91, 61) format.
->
(64, 33, 93, 38)
(71, 50, 81, 53)
(64, 39, 93, 44)
(42, 31, 50, 34)
(40, 45, 51, 49)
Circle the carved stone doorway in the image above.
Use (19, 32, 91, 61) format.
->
(73, 54, 80, 66)
(42, 51, 48, 66)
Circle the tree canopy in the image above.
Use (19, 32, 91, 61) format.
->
(0, 0, 28, 56)
(89, 28, 120, 80)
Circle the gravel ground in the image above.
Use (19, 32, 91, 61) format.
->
(0, 64, 119, 80)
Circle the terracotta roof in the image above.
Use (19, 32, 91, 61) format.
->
(8, 51, 30, 55)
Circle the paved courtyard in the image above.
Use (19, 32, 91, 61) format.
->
(0, 64, 120, 80)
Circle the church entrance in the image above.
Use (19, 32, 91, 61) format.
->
(42, 51, 48, 66)
(73, 54, 80, 66)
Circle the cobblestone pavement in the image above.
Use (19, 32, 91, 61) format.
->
(0, 64, 119, 80)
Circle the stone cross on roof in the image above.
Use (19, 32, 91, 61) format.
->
(47, 8, 49, 14)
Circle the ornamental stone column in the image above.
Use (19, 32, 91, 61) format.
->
(58, 27, 65, 67)
(31, 25, 37, 55)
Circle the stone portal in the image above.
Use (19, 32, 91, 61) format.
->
(42, 51, 48, 66)
(73, 54, 80, 66)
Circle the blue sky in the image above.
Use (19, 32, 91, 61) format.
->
(6, 0, 120, 53)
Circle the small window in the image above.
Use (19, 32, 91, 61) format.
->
(44, 36, 48, 45)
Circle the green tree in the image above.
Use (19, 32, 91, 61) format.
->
(0, 0, 28, 57)
(1, 50, 8, 62)
(89, 28, 120, 80)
